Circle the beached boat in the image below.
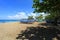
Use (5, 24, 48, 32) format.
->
(20, 19, 35, 24)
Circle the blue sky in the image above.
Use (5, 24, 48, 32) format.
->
(0, 0, 35, 19)
(0, 0, 45, 20)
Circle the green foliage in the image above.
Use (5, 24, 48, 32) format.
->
(33, 0, 60, 14)
(36, 14, 43, 19)
(45, 15, 54, 20)
(45, 12, 59, 20)
(33, 0, 60, 20)
(28, 16, 34, 20)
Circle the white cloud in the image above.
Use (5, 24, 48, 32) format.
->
(8, 12, 28, 19)
(8, 12, 46, 19)
(27, 13, 37, 19)
(28, 13, 36, 16)
(8, 12, 37, 19)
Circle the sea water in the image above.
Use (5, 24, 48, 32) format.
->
(0, 20, 19, 23)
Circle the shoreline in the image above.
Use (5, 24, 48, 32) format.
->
(0, 21, 20, 24)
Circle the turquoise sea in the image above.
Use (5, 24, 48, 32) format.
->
(0, 20, 20, 23)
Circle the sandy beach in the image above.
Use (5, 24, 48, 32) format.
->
(0, 22, 40, 40)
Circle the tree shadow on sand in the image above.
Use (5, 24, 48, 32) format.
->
(16, 26, 60, 40)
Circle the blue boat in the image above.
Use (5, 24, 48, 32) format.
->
(20, 19, 35, 24)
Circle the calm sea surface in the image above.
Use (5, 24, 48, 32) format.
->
(0, 20, 20, 23)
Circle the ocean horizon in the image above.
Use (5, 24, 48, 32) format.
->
(0, 20, 20, 23)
